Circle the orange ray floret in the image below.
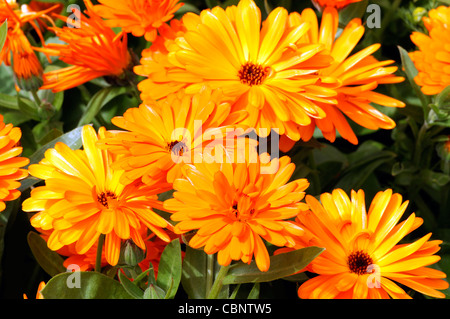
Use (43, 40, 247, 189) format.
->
(285, 7, 405, 146)
(0, 114, 29, 212)
(40, 0, 132, 92)
(163, 155, 309, 272)
(22, 125, 172, 266)
(98, 87, 251, 185)
(134, 0, 338, 142)
(23, 281, 46, 299)
(410, 6, 450, 95)
(0, 0, 56, 90)
(93, 0, 184, 42)
(278, 189, 449, 299)
(312, 0, 363, 9)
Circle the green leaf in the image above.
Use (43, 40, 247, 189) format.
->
(433, 85, 450, 109)
(77, 86, 128, 126)
(156, 238, 182, 299)
(118, 270, 144, 299)
(0, 64, 15, 95)
(0, 20, 7, 52)
(175, 3, 200, 15)
(335, 141, 396, 192)
(421, 169, 450, 187)
(27, 231, 66, 277)
(19, 126, 83, 191)
(222, 246, 324, 285)
(181, 246, 208, 299)
(339, 0, 369, 26)
(41, 271, 134, 299)
(0, 93, 20, 110)
(17, 92, 40, 121)
(247, 283, 260, 299)
(181, 246, 228, 299)
(144, 284, 166, 299)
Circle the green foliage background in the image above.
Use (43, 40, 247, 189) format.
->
(0, 0, 449, 299)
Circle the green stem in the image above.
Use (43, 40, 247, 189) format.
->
(207, 264, 231, 299)
(95, 234, 106, 273)
(413, 122, 429, 166)
(205, 253, 215, 297)
(133, 267, 151, 285)
(30, 90, 42, 108)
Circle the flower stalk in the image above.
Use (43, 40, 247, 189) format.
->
(206, 264, 231, 299)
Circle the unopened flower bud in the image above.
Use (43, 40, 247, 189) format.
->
(119, 240, 146, 266)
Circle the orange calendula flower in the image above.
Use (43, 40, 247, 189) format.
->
(163, 155, 309, 272)
(22, 125, 172, 266)
(284, 189, 449, 299)
(0, 0, 56, 90)
(134, 0, 338, 141)
(410, 6, 450, 95)
(40, 0, 132, 92)
(0, 114, 29, 212)
(312, 0, 363, 9)
(286, 7, 405, 145)
(98, 87, 250, 185)
(93, 0, 184, 42)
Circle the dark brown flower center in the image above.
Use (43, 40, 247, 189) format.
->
(347, 250, 373, 275)
(167, 140, 188, 156)
(238, 62, 269, 86)
(97, 191, 117, 209)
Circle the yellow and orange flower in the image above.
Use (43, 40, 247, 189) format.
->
(0, 0, 56, 90)
(40, 0, 132, 92)
(163, 155, 309, 272)
(286, 7, 404, 145)
(280, 189, 449, 299)
(22, 125, 173, 266)
(134, 0, 338, 141)
(410, 6, 450, 95)
(98, 87, 250, 185)
(312, 0, 363, 10)
(0, 114, 29, 212)
(92, 0, 184, 42)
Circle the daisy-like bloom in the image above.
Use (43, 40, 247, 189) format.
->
(134, 0, 339, 141)
(284, 189, 449, 299)
(286, 7, 405, 145)
(0, 0, 56, 90)
(22, 125, 173, 266)
(92, 0, 184, 42)
(0, 114, 29, 212)
(163, 155, 309, 272)
(40, 0, 132, 92)
(312, 0, 363, 10)
(98, 86, 250, 185)
(409, 6, 450, 95)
